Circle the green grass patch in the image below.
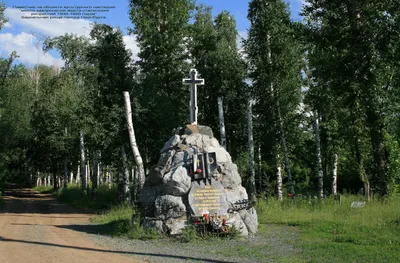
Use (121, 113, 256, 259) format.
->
(256, 195, 400, 263)
(90, 204, 158, 240)
(33, 185, 55, 194)
(57, 184, 118, 210)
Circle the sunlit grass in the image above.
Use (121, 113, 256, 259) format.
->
(33, 185, 54, 193)
(256, 194, 400, 263)
(91, 204, 158, 240)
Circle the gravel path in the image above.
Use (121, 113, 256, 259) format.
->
(0, 186, 302, 263)
(82, 222, 302, 263)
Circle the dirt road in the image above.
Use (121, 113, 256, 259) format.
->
(0, 186, 147, 263)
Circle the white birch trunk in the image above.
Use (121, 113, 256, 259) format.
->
(218, 96, 227, 150)
(276, 157, 283, 201)
(332, 153, 338, 196)
(277, 106, 294, 195)
(48, 175, 51, 187)
(63, 157, 68, 188)
(36, 171, 41, 187)
(268, 34, 294, 195)
(86, 158, 90, 185)
(119, 147, 131, 202)
(313, 113, 324, 199)
(107, 168, 112, 189)
(98, 151, 102, 186)
(132, 166, 137, 202)
(80, 131, 87, 193)
(247, 97, 256, 202)
(76, 165, 80, 185)
(123, 91, 145, 192)
(92, 150, 98, 196)
(258, 145, 262, 194)
(70, 170, 74, 185)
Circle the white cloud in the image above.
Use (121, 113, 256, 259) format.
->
(0, 32, 63, 67)
(5, 8, 92, 37)
(2, 8, 141, 65)
(3, 22, 11, 28)
(123, 34, 140, 61)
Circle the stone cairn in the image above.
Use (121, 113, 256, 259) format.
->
(139, 125, 258, 236)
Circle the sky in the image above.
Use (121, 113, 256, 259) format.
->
(0, 0, 304, 67)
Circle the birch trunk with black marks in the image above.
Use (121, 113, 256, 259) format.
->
(63, 157, 68, 188)
(247, 97, 256, 202)
(119, 147, 131, 203)
(313, 113, 324, 199)
(276, 156, 283, 201)
(80, 131, 87, 194)
(76, 165, 80, 184)
(69, 170, 74, 185)
(92, 150, 98, 198)
(98, 151, 102, 186)
(218, 96, 227, 150)
(258, 144, 262, 194)
(277, 105, 294, 195)
(332, 153, 338, 196)
(267, 34, 294, 195)
(123, 91, 145, 193)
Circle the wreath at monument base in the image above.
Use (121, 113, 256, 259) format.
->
(191, 214, 236, 237)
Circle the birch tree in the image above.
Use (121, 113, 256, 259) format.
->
(123, 91, 145, 195)
(313, 113, 324, 199)
(247, 95, 256, 202)
(245, 0, 302, 196)
(129, 0, 194, 165)
(303, 0, 400, 198)
(190, 7, 246, 158)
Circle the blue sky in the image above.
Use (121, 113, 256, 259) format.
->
(1, 0, 304, 67)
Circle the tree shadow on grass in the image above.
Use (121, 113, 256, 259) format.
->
(0, 236, 236, 263)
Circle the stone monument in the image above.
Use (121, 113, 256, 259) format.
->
(138, 69, 258, 236)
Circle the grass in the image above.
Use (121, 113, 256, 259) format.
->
(57, 184, 118, 209)
(35, 184, 118, 210)
(90, 204, 158, 240)
(31, 183, 400, 262)
(33, 185, 55, 194)
(256, 194, 400, 263)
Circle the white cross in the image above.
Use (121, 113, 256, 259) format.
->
(182, 69, 205, 125)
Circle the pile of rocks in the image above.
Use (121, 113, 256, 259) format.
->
(139, 125, 258, 236)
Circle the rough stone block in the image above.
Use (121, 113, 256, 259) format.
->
(154, 195, 186, 220)
(163, 166, 191, 196)
(239, 207, 258, 234)
(225, 186, 249, 204)
(140, 185, 165, 217)
(161, 135, 180, 153)
(220, 163, 242, 189)
(141, 217, 164, 233)
(226, 211, 248, 236)
(164, 219, 187, 235)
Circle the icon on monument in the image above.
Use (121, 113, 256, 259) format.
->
(192, 152, 217, 180)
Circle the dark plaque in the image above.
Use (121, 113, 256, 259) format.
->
(192, 152, 217, 180)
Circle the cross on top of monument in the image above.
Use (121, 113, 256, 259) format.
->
(183, 69, 205, 125)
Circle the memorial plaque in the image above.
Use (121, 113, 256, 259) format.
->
(188, 180, 229, 217)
